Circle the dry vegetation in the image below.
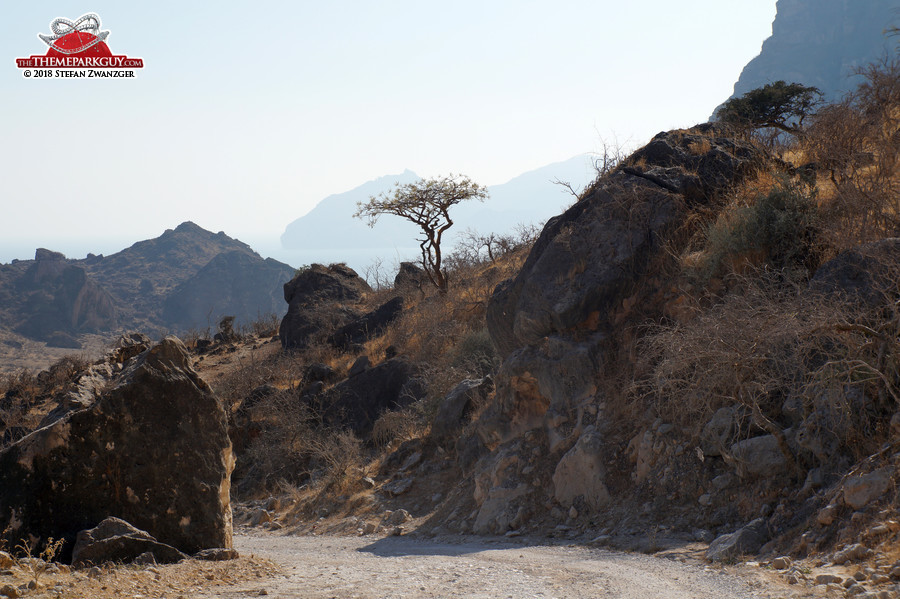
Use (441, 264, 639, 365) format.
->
(615, 59, 900, 482)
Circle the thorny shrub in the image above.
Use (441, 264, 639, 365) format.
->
(697, 178, 822, 282)
(628, 265, 900, 467)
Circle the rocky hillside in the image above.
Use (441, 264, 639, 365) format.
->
(727, 0, 896, 103)
(0, 222, 295, 350)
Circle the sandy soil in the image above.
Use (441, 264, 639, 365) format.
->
(194, 532, 819, 599)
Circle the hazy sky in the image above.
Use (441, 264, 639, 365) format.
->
(0, 1, 777, 261)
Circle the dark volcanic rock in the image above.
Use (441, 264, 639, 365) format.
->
(328, 296, 403, 350)
(431, 377, 494, 442)
(279, 264, 371, 350)
(162, 251, 294, 331)
(0, 337, 234, 560)
(324, 357, 425, 436)
(72, 517, 188, 567)
(394, 261, 429, 291)
(810, 238, 900, 305)
(486, 127, 764, 356)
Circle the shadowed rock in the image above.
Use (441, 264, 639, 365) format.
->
(279, 264, 371, 350)
(0, 337, 234, 561)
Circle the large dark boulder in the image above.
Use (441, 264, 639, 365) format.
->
(809, 238, 900, 305)
(279, 264, 371, 350)
(0, 337, 234, 560)
(487, 126, 764, 357)
(328, 296, 404, 350)
(324, 357, 425, 436)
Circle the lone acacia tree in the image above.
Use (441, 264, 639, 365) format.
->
(354, 174, 488, 293)
(716, 81, 822, 136)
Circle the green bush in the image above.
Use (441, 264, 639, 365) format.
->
(703, 179, 820, 279)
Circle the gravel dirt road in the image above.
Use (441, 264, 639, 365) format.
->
(198, 532, 814, 599)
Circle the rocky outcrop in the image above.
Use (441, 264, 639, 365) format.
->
(487, 126, 763, 356)
(431, 377, 493, 442)
(465, 127, 768, 538)
(477, 335, 600, 450)
(323, 357, 425, 436)
(328, 296, 404, 350)
(279, 264, 371, 350)
(552, 426, 609, 510)
(162, 250, 294, 330)
(13, 249, 117, 344)
(725, 0, 895, 105)
(0, 337, 234, 560)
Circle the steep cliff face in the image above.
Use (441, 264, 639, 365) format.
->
(729, 0, 896, 102)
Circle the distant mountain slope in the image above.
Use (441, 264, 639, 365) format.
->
(280, 156, 594, 253)
(0, 222, 295, 347)
(726, 0, 897, 105)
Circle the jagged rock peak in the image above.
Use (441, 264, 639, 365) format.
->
(728, 0, 897, 103)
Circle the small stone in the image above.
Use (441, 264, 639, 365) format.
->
(834, 544, 874, 565)
(249, 509, 272, 526)
(868, 525, 890, 537)
(363, 522, 377, 535)
(698, 494, 712, 507)
(258, 590, 268, 596)
(815, 574, 843, 585)
(771, 556, 792, 569)
(391, 526, 404, 536)
(854, 571, 868, 581)
(389, 509, 411, 525)
(817, 504, 838, 526)
(0, 585, 17, 598)
(0, 553, 11, 569)
(784, 574, 798, 584)
(711, 474, 734, 491)
(383, 478, 413, 496)
(569, 506, 579, 520)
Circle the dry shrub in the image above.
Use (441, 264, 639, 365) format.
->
(689, 177, 822, 284)
(213, 345, 306, 411)
(629, 265, 899, 464)
(371, 409, 420, 448)
(805, 57, 900, 247)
